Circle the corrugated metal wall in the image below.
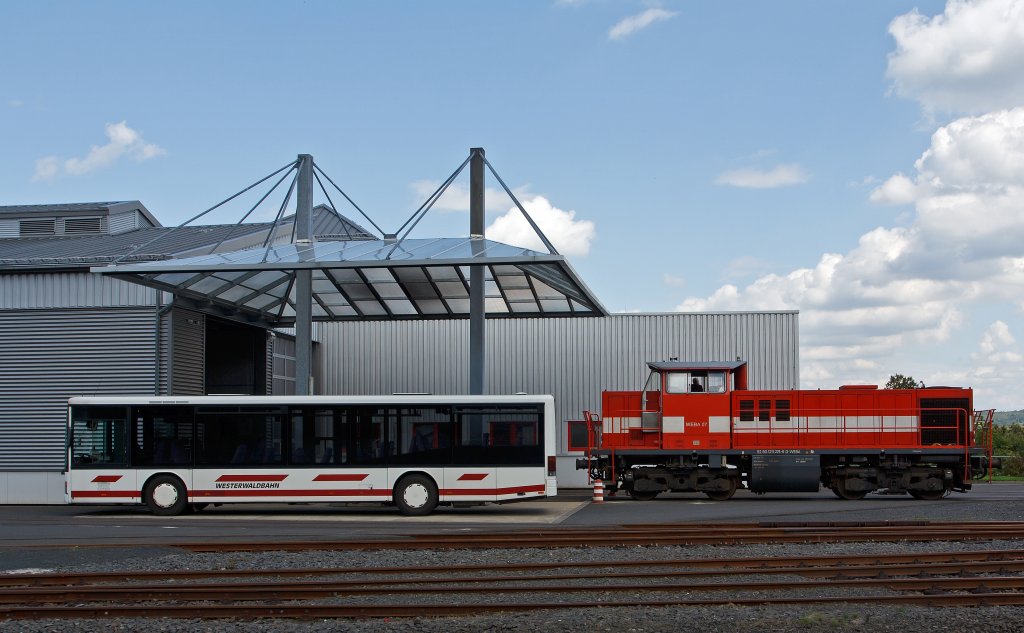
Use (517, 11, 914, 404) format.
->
(0, 272, 156, 310)
(170, 308, 205, 395)
(0, 307, 156, 470)
(318, 312, 799, 452)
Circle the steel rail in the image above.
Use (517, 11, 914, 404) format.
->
(176, 528, 1024, 551)
(6, 521, 1023, 553)
(5, 593, 1024, 620)
(7, 568, 1024, 606)
(4, 548, 1023, 588)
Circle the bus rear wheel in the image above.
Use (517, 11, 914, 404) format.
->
(394, 474, 439, 516)
(144, 475, 188, 516)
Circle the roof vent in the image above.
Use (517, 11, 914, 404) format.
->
(19, 219, 56, 237)
(63, 217, 103, 235)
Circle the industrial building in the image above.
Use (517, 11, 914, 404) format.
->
(0, 199, 798, 502)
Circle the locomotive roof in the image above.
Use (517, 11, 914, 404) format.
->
(647, 361, 747, 372)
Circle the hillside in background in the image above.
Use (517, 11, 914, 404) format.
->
(994, 410, 1024, 426)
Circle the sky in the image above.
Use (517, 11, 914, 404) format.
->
(3, 1, 1024, 410)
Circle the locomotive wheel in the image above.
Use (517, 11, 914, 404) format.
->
(833, 478, 868, 500)
(908, 488, 945, 500)
(628, 489, 659, 501)
(704, 477, 737, 501)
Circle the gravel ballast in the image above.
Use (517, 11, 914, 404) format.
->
(4, 539, 1024, 632)
(4, 494, 1024, 632)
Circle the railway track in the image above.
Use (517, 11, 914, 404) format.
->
(7, 520, 1024, 552)
(3, 548, 1024, 620)
(173, 520, 1024, 551)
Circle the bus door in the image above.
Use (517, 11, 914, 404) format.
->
(69, 405, 134, 503)
(133, 405, 195, 490)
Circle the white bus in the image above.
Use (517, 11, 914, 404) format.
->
(65, 394, 557, 516)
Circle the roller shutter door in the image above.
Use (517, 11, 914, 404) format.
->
(169, 308, 204, 396)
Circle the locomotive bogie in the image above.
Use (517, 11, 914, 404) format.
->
(622, 465, 740, 499)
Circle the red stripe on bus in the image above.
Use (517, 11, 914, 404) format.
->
(190, 486, 545, 499)
(457, 473, 489, 481)
(441, 485, 546, 496)
(91, 475, 123, 483)
(72, 485, 545, 501)
(71, 490, 137, 499)
(215, 474, 289, 482)
(191, 489, 388, 498)
(313, 474, 369, 482)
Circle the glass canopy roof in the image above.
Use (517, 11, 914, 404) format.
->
(93, 237, 606, 325)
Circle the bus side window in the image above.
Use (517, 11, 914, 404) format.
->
(71, 407, 128, 466)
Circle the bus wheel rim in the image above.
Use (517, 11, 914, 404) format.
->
(152, 483, 179, 508)
(403, 483, 429, 508)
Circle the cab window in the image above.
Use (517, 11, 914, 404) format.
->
(665, 372, 689, 394)
(707, 371, 727, 393)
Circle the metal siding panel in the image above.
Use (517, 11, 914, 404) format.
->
(318, 312, 799, 454)
(0, 272, 156, 310)
(0, 307, 156, 470)
(170, 308, 205, 395)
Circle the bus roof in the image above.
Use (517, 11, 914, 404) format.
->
(68, 394, 555, 407)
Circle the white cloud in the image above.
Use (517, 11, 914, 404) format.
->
(608, 8, 677, 41)
(8, 99, 23, 108)
(663, 273, 686, 288)
(714, 164, 810, 188)
(914, 108, 1024, 188)
(486, 195, 596, 256)
(669, 1, 1024, 406)
(31, 156, 60, 183)
(979, 320, 1015, 353)
(869, 173, 917, 205)
(678, 106, 1024, 404)
(887, 0, 1024, 114)
(32, 121, 165, 181)
(409, 180, 519, 214)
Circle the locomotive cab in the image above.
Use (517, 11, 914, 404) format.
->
(641, 361, 747, 450)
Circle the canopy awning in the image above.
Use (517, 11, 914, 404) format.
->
(93, 236, 606, 327)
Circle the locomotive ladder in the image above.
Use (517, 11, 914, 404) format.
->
(972, 409, 995, 482)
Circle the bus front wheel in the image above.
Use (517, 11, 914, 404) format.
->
(394, 474, 439, 516)
(144, 475, 188, 516)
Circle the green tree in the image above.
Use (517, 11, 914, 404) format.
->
(885, 374, 921, 389)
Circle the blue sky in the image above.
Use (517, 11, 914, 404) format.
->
(4, 1, 1024, 409)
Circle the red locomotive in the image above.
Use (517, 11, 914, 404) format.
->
(577, 360, 991, 500)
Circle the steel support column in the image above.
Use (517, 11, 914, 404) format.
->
(469, 147, 485, 395)
(295, 154, 314, 395)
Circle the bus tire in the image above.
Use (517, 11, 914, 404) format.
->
(144, 475, 188, 516)
(394, 474, 438, 516)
